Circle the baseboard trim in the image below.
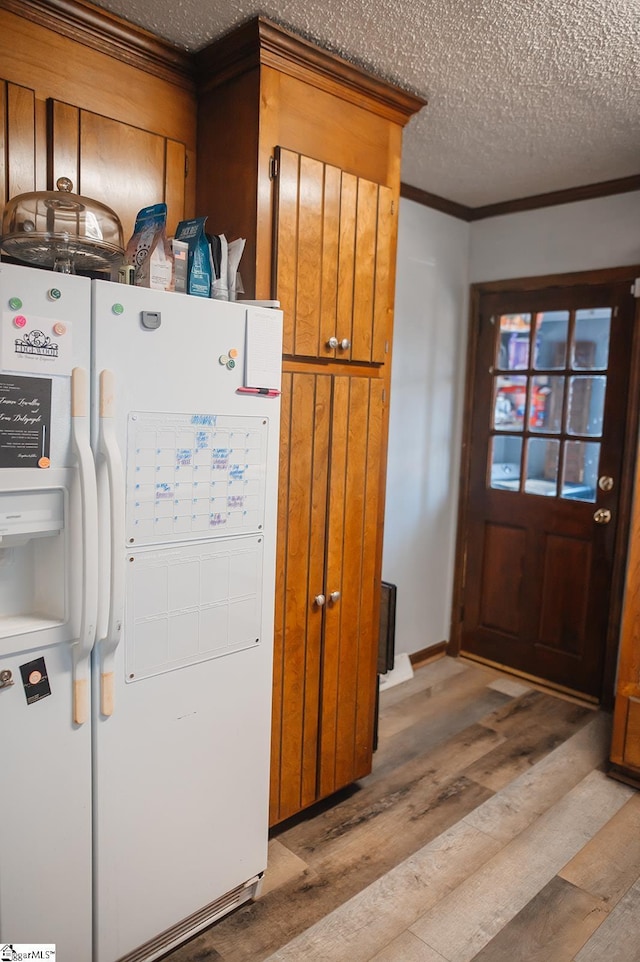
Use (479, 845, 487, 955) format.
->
(409, 641, 448, 668)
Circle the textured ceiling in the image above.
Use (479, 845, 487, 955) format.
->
(90, 0, 640, 208)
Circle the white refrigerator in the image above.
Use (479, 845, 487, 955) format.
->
(0, 262, 282, 961)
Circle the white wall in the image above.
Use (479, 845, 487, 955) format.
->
(385, 189, 640, 658)
(470, 190, 640, 281)
(382, 200, 470, 654)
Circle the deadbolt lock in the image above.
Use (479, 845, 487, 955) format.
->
(598, 476, 614, 492)
(593, 508, 612, 525)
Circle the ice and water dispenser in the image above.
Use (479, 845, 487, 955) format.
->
(0, 487, 67, 635)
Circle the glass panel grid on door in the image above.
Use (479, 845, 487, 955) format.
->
(490, 307, 612, 503)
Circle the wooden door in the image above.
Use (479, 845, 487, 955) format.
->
(49, 100, 187, 242)
(270, 371, 384, 824)
(459, 281, 636, 699)
(273, 146, 391, 364)
(0, 81, 38, 206)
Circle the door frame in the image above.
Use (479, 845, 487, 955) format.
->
(449, 264, 640, 707)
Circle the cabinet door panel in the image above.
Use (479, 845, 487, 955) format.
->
(1, 81, 37, 206)
(273, 147, 299, 356)
(372, 186, 393, 364)
(351, 179, 378, 361)
(295, 155, 324, 357)
(271, 372, 331, 823)
(273, 146, 393, 364)
(320, 375, 384, 796)
(49, 100, 186, 242)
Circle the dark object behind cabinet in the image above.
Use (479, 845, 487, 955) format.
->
(378, 581, 397, 675)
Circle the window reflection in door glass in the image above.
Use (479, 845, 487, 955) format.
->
(534, 311, 569, 369)
(490, 435, 522, 490)
(524, 437, 559, 496)
(497, 314, 531, 370)
(529, 376, 564, 433)
(573, 308, 611, 370)
(567, 376, 606, 437)
(562, 441, 600, 502)
(494, 376, 527, 431)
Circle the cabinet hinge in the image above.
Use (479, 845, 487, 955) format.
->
(631, 278, 640, 299)
(391, 199, 395, 215)
(385, 340, 389, 354)
(382, 388, 386, 404)
(269, 155, 279, 180)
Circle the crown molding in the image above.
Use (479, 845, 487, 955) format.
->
(196, 16, 426, 126)
(0, 0, 195, 90)
(401, 174, 640, 222)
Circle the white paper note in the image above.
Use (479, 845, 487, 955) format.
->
(245, 308, 283, 390)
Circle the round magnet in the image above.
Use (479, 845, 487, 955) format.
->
(13, 315, 27, 328)
(8, 297, 22, 310)
(29, 670, 43, 685)
(112, 303, 124, 316)
(228, 348, 238, 359)
(219, 354, 229, 365)
(226, 358, 236, 370)
(38, 456, 50, 469)
(48, 288, 62, 301)
(53, 322, 67, 336)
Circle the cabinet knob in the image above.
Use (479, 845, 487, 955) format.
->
(339, 338, 351, 350)
(314, 594, 326, 607)
(329, 591, 341, 603)
(327, 336, 339, 349)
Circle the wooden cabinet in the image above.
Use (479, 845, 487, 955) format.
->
(274, 146, 393, 364)
(0, 1, 197, 238)
(610, 436, 640, 786)
(195, 18, 424, 824)
(49, 100, 188, 243)
(272, 371, 384, 822)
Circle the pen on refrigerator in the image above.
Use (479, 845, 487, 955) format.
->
(236, 387, 281, 397)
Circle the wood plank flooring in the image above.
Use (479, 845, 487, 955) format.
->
(162, 656, 640, 962)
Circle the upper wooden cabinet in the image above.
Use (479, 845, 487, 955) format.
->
(49, 100, 187, 241)
(273, 146, 393, 363)
(0, 0, 197, 238)
(194, 17, 424, 308)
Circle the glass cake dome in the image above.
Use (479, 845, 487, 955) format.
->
(0, 177, 124, 272)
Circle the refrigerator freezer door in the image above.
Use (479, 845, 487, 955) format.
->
(91, 282, 282, 961)
(0, 263, 93, 958)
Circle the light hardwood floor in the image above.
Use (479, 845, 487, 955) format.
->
(163, 656, 640, 962)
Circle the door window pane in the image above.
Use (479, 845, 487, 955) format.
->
(530, 376, 564, 433)
(497, 314, 531, 370)
(490, 435, 522, 490)
(525, 438, 559, 496)
(572, 308, 611, 370)
(534, 311, 569, 369)
(562, 441, 600, 502)
(494, 376, 527, 431)
(567, 376, 606, 437)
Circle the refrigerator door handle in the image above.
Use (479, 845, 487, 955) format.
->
(70, 367, 99, 725)
(96, 370, 125, 717)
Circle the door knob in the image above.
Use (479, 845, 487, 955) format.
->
(327, 337, 339, 349)
(314, 594, 326, 607)
(593, 508, 612, 525)
(339, 338, 351, 350)
(329, 591, 341, 603)
(598, 476, 614, 492)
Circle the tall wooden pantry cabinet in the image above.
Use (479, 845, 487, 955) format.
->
(195, 19, 425, 824)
